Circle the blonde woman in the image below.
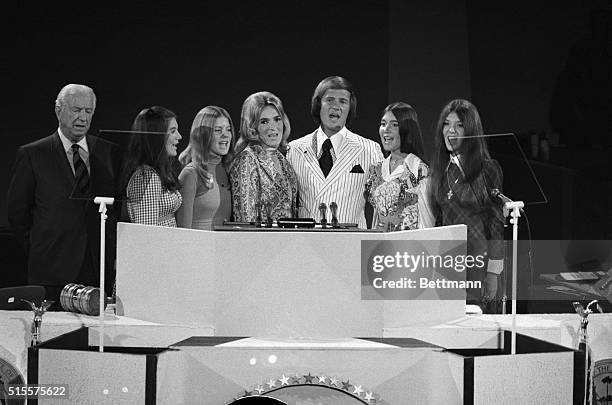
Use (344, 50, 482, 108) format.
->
(230, 91, 297, 222)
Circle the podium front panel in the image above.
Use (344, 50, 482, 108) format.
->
(117, 223, 467, 338)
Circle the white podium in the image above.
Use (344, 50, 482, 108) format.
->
(116, 223, 467, 338)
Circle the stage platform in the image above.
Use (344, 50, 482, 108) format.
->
(6, 223, 611, 403)
(1, 310, 611, 403)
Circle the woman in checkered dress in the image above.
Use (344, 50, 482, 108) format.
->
(429, 99, 505, 306)
(123, 106, 183, 227)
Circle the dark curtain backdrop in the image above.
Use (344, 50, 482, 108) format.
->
(2, 1, 389, 227)
(3, 1, 611, 291)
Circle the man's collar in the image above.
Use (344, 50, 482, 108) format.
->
(58, 128, 88, 152)
(315, 126, 346, 153)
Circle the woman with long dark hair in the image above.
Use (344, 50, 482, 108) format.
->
(123, 106, 183, 226)
(364, 102, 434, 230)
(430, 99, 504, 304)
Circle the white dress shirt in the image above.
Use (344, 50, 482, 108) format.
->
(58, 128, 90, 175)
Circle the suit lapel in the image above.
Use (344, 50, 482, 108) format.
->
(87, 135, 98, 189)
(51, 132, 76, 188)
(296, 132, 326, 184)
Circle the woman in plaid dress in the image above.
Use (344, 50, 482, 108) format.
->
(123, 106, 183, 227)
(429, 99, 505, 306)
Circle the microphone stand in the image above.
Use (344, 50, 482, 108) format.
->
(94, 196, 114, 352)
(503, 199, 524, 355)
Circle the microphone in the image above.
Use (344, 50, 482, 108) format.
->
(255, 202, 262, 227)
(329, 202, 339, 228)
(319, 202, 328, 228)
(491, 188, 524, 213)
(264, 203, 273, 228)
(490, 188, 512, 204)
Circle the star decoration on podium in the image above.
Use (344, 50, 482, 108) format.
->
(279, 374, 290, 386)
(233, 372, 380, 403)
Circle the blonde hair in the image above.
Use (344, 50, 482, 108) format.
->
(234, 91, 291, 155)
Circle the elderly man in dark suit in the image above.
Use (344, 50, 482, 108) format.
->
(8, 84, 122, 306)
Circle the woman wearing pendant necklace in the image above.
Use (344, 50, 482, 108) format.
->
(364, 102, 435, 231)
(430, 99, 505, 306)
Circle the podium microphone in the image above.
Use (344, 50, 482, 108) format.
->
(329, 202, 339, 228)
(491, 188, 524, 211)
(319, 203, 328, 228)
(491, 188, 511, 204)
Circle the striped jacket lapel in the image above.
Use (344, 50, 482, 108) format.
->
(296, 132, 325, 184)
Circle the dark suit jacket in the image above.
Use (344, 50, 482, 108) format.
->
(7, 132, 122, 294)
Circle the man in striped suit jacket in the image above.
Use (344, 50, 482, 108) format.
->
(287, 76, 383, 228)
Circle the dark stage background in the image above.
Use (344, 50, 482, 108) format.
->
(2, 1, 611, 303)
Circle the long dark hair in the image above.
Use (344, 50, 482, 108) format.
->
(122, 106, 180, 192)
(382, 102, 426, 162)
(430, 99, 492, 210)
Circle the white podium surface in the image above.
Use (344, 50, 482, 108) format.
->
(116, 223, 467, 338)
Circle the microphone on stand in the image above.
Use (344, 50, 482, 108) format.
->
(264, 203, 273, 228)
(255, 202, 262, 227)
(329, 202, 339, 228)
(319, 202, 328, 228)
(491, 188, 524, 213)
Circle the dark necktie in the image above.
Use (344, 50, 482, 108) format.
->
(72, 144, 90, 196)
(319, 138, 333, 177)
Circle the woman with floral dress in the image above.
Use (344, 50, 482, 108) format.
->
(364, 102, 434, 231)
